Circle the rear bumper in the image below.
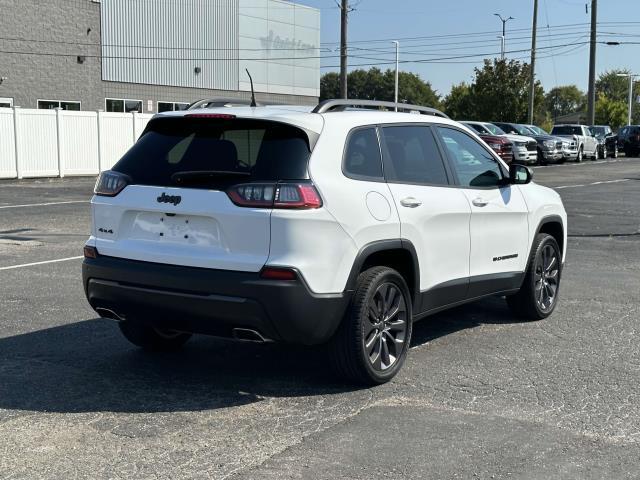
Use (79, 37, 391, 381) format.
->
(82, 255, 351, 345)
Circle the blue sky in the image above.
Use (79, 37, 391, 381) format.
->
(302, 0, 640, 98)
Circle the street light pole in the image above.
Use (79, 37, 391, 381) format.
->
(617, 73, 639, 126)
(392, 41, 399, 111)
(494, 13, 514, 59)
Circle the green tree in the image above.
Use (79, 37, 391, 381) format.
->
(443, 82, 474, 120)
(320, 68, 441, 108)
(470, 59, 545, 123)
(319, 72, 340, 100)
(596, 69, 631, 101)
(596, 69, 640, 124)
(595, 94, 628, 130)
(544, 85, 585, 120)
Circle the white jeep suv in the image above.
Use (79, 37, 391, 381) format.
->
(83, 99, 567, 385)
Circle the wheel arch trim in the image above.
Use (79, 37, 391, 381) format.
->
(344, 239, 420, 304)
(534, 214, 565, 261)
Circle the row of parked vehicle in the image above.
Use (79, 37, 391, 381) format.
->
(461, 120, 628, 165)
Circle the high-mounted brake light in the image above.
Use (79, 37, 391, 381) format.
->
(185, 113, 236, 119)
(227, 183, 322, 209)
(94, 170, 130, 197)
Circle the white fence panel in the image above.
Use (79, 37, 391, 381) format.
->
(16, 109, 59, 178)
(0, 108, 17, 178)
(60, 111, 100, 176)
(134, 113, 154, 140)
(99, 112, 136, 171)
(0, 109, 155, 179)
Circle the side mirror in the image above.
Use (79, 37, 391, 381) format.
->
(509, 163, 532, 185)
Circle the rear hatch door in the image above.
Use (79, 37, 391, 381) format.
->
(92, 115, 313, 272)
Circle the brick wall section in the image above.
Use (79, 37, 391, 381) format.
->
(0, 0, 103, 109)
(0, 0, 317, 111)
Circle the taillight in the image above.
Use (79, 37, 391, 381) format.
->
(227, 183, 322, 209)
(94, 170, 130, 197)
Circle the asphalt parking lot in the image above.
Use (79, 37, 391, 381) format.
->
(1, 157, 639, 479)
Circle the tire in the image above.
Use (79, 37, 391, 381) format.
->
(507, 233, 562, 321)
(118, 320, 192, 352)
(328, 266, 412, 385)
(576, 146, 583, 162)
(537, 148, 546, 166)
(600, 146, 607, 159)
(611, 145, 618, 158)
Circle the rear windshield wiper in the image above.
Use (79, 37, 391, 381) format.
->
(171, 170, 250, 185)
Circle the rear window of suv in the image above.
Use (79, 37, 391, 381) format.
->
(113, 117, 311, 189)
(552, 126, 582, 135)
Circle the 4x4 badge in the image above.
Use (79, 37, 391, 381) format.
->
(157, 192, 181, 206)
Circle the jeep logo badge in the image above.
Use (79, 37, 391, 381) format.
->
(157, 192, 181, 206)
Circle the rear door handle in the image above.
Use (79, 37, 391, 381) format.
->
(400, 197, 422, 208)
(472, 197, 489, 207)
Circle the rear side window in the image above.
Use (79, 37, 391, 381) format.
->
(381, 126, 449, 185)
(437, 127, 505, 188)
(343, 127, 383, 180)
(113, 117, 311, 189)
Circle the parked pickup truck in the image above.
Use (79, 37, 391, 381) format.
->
(550, 124, 598, 162)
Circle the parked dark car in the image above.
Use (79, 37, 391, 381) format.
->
(617, 125, 640, 157)
(493, 122, 563, 165)
(589, 125, 618, 159)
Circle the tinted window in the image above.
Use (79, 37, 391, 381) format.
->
(465, 123, 487, 134)
(343, 128, 383, 180)
(552, 125, 583, 135)
(494, 123, 519, 135)
(437, 127, 505, 188)
(114, 117, 310, 189)
(382, 126, 449, 185)
(483, 123, 507, 135)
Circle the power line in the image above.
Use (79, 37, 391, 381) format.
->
(320, 40, 595, 68)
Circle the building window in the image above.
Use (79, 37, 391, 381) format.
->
(0, 97, 13, 108)
(157, 101, 190, 113)
(106, 98, 143, 113)
(37, 100, 81, 111)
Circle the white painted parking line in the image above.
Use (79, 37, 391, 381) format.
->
(0, 200, 89, 210)
(555, 179, 630, 190)
(0, 256, 83, 271)
(531, 158, 632, 169)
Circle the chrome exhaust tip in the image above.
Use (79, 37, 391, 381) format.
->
(95, 307, 124, 321)
(231, 328, 271, 343)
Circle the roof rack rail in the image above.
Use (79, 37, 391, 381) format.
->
(312, 99, 449, 119)
(187, 97, 264, 110)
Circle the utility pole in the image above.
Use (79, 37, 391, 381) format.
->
(494, 13, 514, 60)
(527, 0, 538, 125)
(392, 41, 399, 110)
(340, 0, 348, 99)
(586, 0, 598, 125)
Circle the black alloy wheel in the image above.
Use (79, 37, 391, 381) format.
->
(507, 233, 562, 320)
(534, 243, 560, 313)
(364, 282, 409, 371)
(329, 266, 413, 385)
